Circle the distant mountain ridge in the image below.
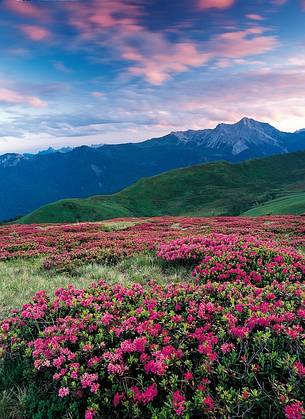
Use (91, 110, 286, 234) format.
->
(19, 150, 305, 223)
(1, 117, 305, 221)
(170, 117, 298, 155)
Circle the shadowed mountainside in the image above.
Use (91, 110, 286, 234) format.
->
(19, 150, 305, 223)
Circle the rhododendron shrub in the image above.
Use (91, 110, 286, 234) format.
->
(157, 234, 241, 263)
(158, 235, 305, 286)
(194, 247, 305, 286)
(2, 279, 305, 418)
(43, 247, 122, 273)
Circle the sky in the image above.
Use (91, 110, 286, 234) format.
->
(0, 0, 305, 153)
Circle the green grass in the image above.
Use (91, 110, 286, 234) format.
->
(19, 151, 305, 223)
(100, 220, 138, 231)
(0, 255, 192, 318)
(0, 385, 27, 419)
(0, 258, 94, 318)
(243, 192, 305, 216)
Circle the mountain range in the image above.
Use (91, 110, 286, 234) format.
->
(19, 150, 305, 223)
(2, 117, 305, 221)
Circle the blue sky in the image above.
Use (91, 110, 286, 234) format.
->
(0, 0, 305, 153)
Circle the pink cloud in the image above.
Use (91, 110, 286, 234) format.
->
(123, 41, 211, 84)
(4, 0, 48, 20)
(114, 25, 277, 84)
(91, 91, 104, 98)
(63, 0, 212, 84)
(0, 88, 47, 108)
(210, 28, 278, 59)
(246, 14, 265, 21)
(198, 0, 235, 9)
(288, 55, 305, 66)
(65, 0, 142, 39)
(18, 25, 51, 41)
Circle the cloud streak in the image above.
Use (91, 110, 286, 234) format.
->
(210, 28, 278, 59)
(123, 40, 211, 84)
(64, 0, 142, 38)
(120, 26, 278, 83)
(0, 88, 47, 108)
(18, 25, 51, 41)
(4, 0, 48, 19)
(246, 14, 265, 21)
(198, 0, 235, 9)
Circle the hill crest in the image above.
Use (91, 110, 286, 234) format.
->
(19, 150, 305, 223)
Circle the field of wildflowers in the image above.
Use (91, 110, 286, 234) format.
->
(0, 216, 304, 272)
(1, 216, 305, 418)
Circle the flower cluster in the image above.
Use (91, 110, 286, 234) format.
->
(158, 234, 305, 286)
(2, 272, 305, 417)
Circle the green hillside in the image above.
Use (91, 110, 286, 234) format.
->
(242, 192, 305, 216)
(19, 151, 305, 223)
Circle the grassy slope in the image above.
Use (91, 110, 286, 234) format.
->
(19, 198, 134, 223)
(243, 192, 305, 216)
(19, 151, 305, 223)
(0, 255, 191, 318)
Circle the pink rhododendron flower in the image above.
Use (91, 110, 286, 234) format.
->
(85, 409, 96, 419)
(295, 361, 305, 377)
(113, 392, 125, 407)
(131, 384, 158, 404)
(172, 390, 186, 416)
(58, 387, 69, 397)
(184, 371, 193, 381)
(203, 395, 215, 410)
(284, 401, 305, 419)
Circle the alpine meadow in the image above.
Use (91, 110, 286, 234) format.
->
(1, 1, 305, 419)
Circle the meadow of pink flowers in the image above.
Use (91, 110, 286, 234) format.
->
(0, 216, 304, 271)
(1, 216, 305, 418)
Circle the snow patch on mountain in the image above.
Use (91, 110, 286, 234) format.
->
(232, 140, 249, 155)
(0, 154, 27, 168)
